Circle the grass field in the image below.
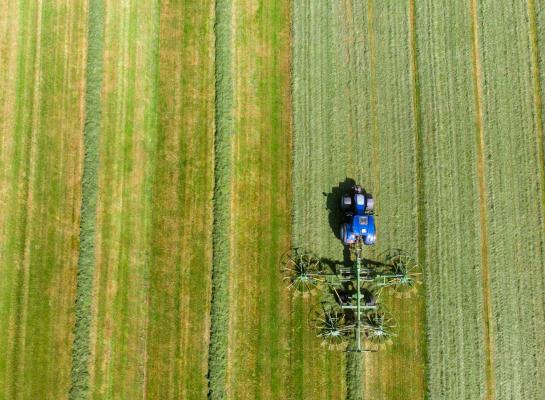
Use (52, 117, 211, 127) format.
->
(1, 1, 545, 400)
(0, 1, 87, 398)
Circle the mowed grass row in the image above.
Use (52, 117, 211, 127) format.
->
(86, 1, 214, 398)
(208, 0, 232, 398)
(293, 1, 361, 398)
(357, 1, 426, 399)
(70, 0, 103, 398)
(223, 0, 292, 398)
(415, 1, 488, 398)
(0, 1, 87, 398)
(477, 1, 545, 398)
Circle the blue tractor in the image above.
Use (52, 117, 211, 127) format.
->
(340, 185, 376, 246)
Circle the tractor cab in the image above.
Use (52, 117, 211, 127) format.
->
(340, 185, 374, 215)
(340, 184, 376, 246)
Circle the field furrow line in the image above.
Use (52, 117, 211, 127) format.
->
(0, 2, 18, 256)
(143, 1, 213, 398)
(292, 2, 351, 399)
(524, 8, 545, 398)
(366, 0, 380, 199)
(84, 1, 161, 397)
(469, 1, 495, 399)
(359, 1, 426, 399)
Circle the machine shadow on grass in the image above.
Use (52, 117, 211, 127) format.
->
(319, 256, 388, 275)
(323, 178, 356, 240)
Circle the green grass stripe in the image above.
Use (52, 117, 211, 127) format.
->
(208, 0, 233, 398)
(69, 0, 104, 398)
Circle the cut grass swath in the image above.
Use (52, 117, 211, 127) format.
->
(208, 0, 234, 398)
(70, 0, 104, 398)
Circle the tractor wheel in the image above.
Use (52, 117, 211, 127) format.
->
(340, 223, 352, 245)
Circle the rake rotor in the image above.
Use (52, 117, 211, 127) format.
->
(374, 251, 422, 298)
(362, 310, 396, 349)
(281, 248, 324, 298)
(314, 305, 352, 350)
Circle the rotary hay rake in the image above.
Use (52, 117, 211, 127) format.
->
(313, 303, 396, 352)
(281, 245, 421, 352)
(373, 250, 422, 298)
(313, 304, 352, 351)
(281, 248, 324, 298)
(362, 310, 396, 350)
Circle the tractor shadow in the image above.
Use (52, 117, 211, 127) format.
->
(320, 256, 388, 275)
(323, 178, 356, 266)
(323, 178, 356, 240)
(320, 257, 344, 275)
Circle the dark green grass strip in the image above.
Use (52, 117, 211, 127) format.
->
(346, 353, 363, 400)
(69, 1, 104, 398)
(208, 0, 233, 398)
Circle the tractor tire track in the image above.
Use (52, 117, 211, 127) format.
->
(469, 1, 495, 399)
